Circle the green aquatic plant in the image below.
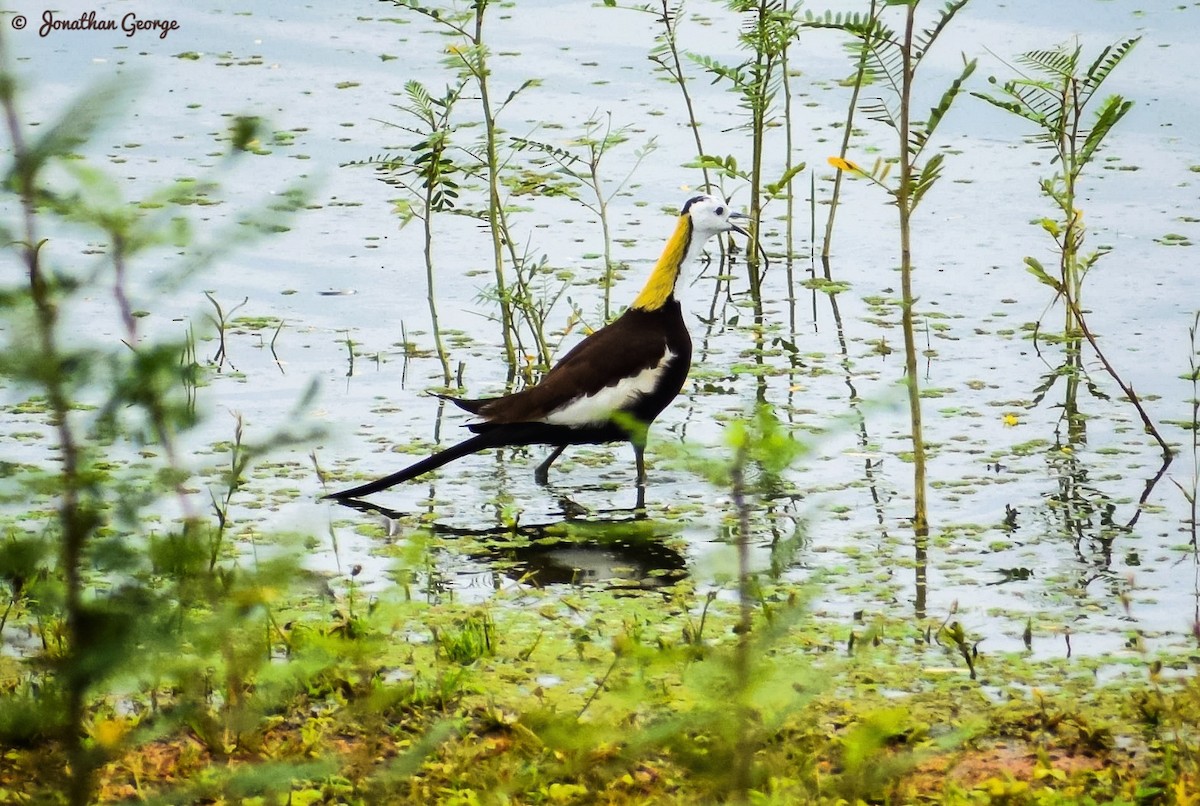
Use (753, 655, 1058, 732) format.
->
(511, 113, 658, 322)
(434, 609, 497, 664)
(203, 290, 248, 372)
(362, 77, 467, 387)
(667, 405, 810, 799)
(722, 406, 806, 797)
(377, 1, 519, 375)
(0, 65, 198, 803)
(375, 0, 578, 378)
(207, 412, 249, 572)
(817, 0, 883, 259)
(691, 0, 806, 319)
(618, 0, 713, 190)
(449, 4, 518, 371)
(812, 0, 977, 535)
(974, 37, 1170, 458)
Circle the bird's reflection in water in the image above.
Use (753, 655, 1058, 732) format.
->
(331, 495, 688, 591)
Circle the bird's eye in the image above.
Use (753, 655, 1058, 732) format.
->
(714, 206, 725, 216)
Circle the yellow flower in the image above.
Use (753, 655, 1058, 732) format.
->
(1002, 413, 1019, 427)
(827, 156, 861, 173)
(93, 718, 130, 749)
(232, 582, 279, 609)
(1172, 776, 1196, 806)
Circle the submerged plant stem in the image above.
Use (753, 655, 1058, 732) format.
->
(1065, 293, 1172, 458)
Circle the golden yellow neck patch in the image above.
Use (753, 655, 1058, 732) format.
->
(631, 216, 692, 311)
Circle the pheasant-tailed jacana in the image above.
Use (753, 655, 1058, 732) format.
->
(325, 194, 749, 501)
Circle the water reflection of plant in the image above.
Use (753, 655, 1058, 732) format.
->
(975, 38, 1171, 459)
(812, 0, 977, 537)
(1044, 443, 1122, 578)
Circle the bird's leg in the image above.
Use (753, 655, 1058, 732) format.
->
(535, 445, 567, 485)
(632, 443, 647, 510)
(633, 442, 646, 485)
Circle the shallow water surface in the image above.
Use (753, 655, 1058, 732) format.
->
(3, 0, 1199, 665)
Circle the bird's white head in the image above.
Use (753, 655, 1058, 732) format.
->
(681, 194, 750, 238)
(630, 193, 750, 311)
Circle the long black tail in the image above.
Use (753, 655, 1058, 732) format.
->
(323, 433, 496, 500)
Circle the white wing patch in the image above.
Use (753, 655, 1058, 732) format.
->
(542, 348, 676, 428)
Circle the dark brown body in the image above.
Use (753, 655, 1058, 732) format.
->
(325, 300, 691, 500)
(458, 302, 692, 433)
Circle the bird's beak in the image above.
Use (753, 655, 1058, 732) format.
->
(728, 211, 750, 237)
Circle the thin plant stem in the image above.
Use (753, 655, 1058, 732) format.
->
(897, 4, 929, 535)
(743, 0, 771, 320)
(583, 115, 619, 321)
(592, 165, 615, 321)
(781, 1, 798, 334)
(1063, 292, 1172, 457)
(729, 438, 754, 802)
(577, 652, 620, 720)
(1, 34, 91, 805)
(822, 0, 878, 259)
(653, 0, 711, 190)
(1184, 312, 1200, 544)
(473, 1, 518, 376)
(422, 188, 453, 387)
(112, 233, 138, 347)
(1059, 75, 1086, 444)
(500, 226, 554, 372)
